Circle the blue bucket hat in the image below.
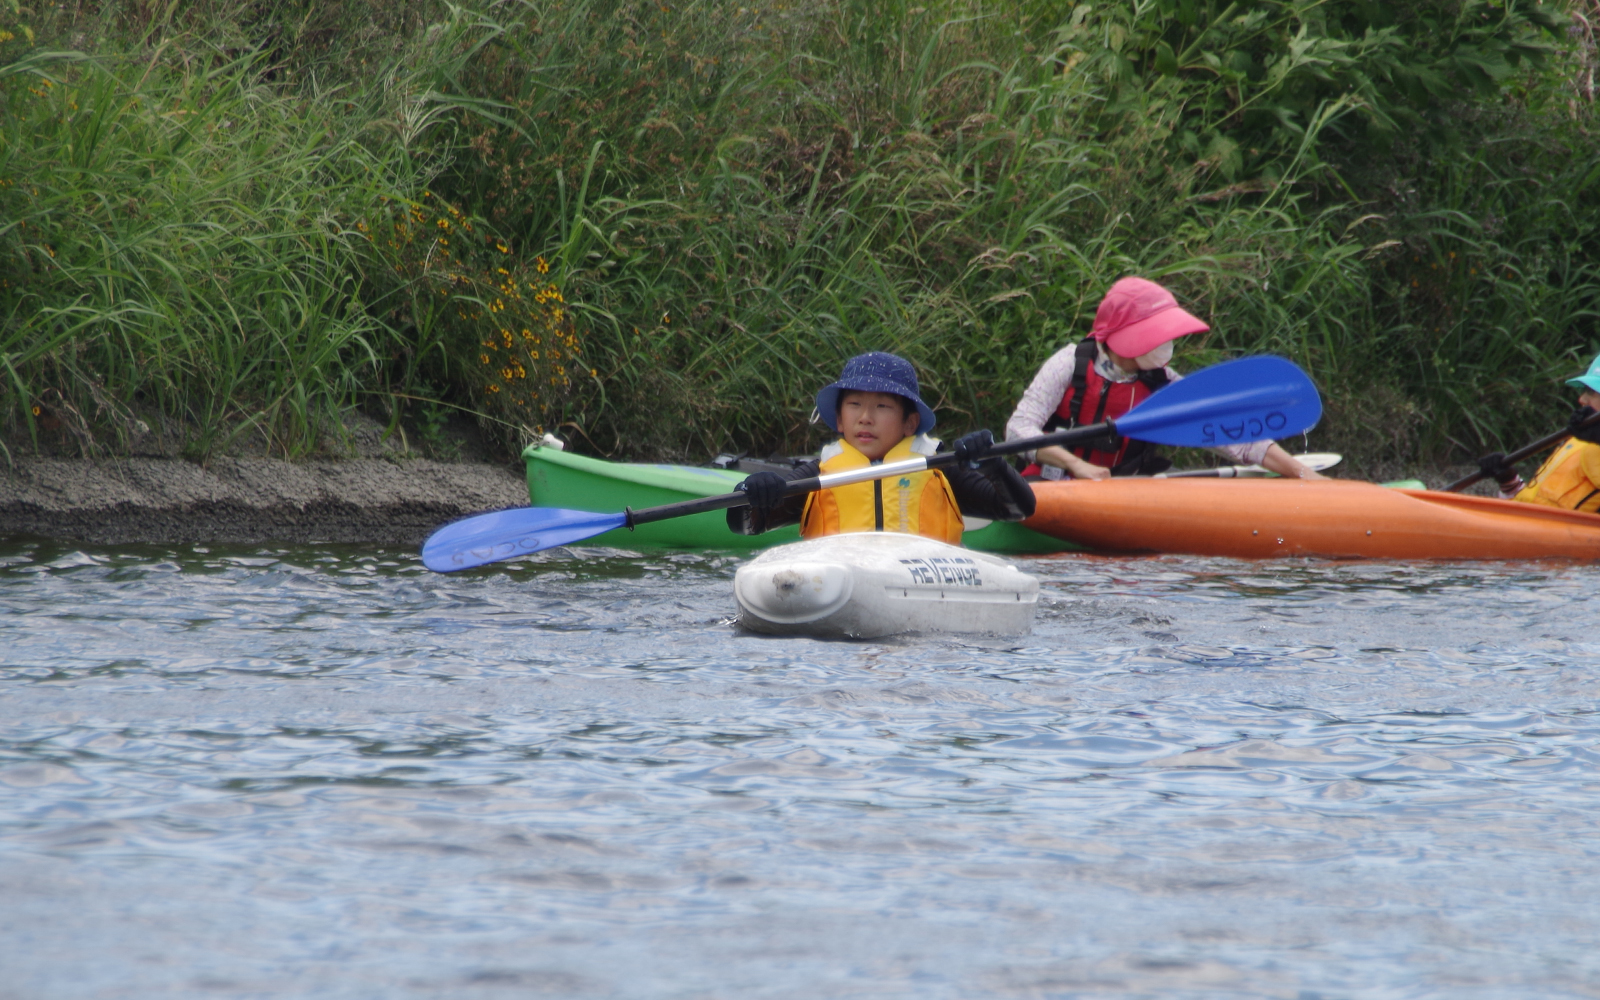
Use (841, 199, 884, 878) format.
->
(814, 352, 937, 433)
(1565, 351, 1600, 394)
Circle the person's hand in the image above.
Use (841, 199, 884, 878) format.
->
(735, 471, 787, 511)
(1037, 445, 1112, 481)
(951, 429, 995, 467)
(1475, 451, 1522, 488)
(1260, 443, 1326, 480)
(1569, 405, 1600, 445)
(1476, 451, 1510, 477)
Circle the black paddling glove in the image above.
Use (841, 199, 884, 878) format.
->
(1569, 405, 1600, 445)
(951, 429, 995, 467)
(735, 471, 787, 511)
(943, 450, 1037, 521)
(1475, 451, 1520, 487)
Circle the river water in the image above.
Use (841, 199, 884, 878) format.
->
(2, 536, 1598, 999)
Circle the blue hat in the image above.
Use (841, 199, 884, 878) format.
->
(814, 352, 937, 433)
(1566, 352, 1600, 394)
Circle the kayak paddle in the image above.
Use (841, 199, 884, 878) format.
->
(423, 355, 1322, 571)
(1156, 452, 1341, 479)
(1443, 408, 1600, 493)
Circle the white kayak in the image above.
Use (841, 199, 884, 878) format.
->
(733, 533, 1040, 639)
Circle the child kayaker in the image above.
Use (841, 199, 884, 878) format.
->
(1005, 276, 1326, 480)
(730, 352, 1036, 540)
(1508, 352, 1600, 512)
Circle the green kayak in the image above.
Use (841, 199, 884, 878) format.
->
(522, 443, 1077, 554)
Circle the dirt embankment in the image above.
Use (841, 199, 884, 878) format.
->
(0, 450, 1500, 547)
(0, 457, 528, 546)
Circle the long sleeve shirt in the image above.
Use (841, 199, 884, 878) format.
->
(1004, 342, 1273, 478)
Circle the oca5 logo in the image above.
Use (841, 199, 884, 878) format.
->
(1200, 411, 1288, 444)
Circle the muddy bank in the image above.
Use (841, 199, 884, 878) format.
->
(0, 457, 528, 546)
(0, 452, 1500, 547)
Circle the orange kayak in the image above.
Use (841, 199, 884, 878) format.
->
(1024, 478, 1600, 560)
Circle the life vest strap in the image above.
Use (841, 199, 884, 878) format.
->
(1047, 337, 1170, 474)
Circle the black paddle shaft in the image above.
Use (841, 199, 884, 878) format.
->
(1443, 409, 1600, 493)
(623, 420, 1123, 527)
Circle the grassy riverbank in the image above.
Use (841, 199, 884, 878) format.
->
(3, 0, 1598, 474)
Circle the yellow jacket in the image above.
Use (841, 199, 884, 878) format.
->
(800, 434, 965, 544)
(1515, 438, 1600, 513)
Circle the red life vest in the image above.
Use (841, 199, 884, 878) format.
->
(1023, 338, 1171, 477)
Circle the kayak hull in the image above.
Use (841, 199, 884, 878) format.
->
(523, 444, 1078, 554)
(734, 533, 1039, 638)
(524, 445, 795, 550)
(1024, 478, 1600, 560)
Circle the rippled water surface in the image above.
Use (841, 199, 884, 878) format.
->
(3, 537, 1599, 999)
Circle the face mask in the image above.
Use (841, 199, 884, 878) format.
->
(1135, 341, 1174, 370)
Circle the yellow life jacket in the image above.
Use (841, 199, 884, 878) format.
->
(1514, 438, 1600, 513)
(800, 434, 965, 544)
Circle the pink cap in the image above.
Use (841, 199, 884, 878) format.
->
(1090, 276, 1209, 357)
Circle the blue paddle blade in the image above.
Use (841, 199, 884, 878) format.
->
(1116, 355, 1322, 447)
(422, 507, 628, 572)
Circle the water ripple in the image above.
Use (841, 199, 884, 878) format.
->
(3, 537, 1600, 998)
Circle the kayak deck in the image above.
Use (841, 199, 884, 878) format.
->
(1024, 478, 1600, 560)
(734, 533, 1039, 638)
(524, 443, 788, 549)
(523, 444, 1078, 554)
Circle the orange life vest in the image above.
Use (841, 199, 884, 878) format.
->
(1514, 438, 1600, 513)
(800, 435, 964, 544)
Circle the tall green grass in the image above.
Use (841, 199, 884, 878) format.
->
(433, 0, 1598, 468)
(0, 42, 404, 456)
(0, 4, 578, 458)
(3, 0, 1597, 472)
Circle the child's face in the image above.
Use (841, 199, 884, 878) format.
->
(837, 390, 918, 461)
(1581, 389, 1600, 411)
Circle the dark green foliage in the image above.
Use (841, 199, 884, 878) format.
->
(426, 0, 1598, 468)
(1057, 0, 1568, 181)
